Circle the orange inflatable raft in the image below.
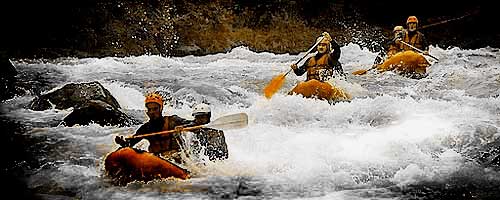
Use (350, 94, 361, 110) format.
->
(288, 79, 351, 102)
(376, 50, 430, 75)
(104, 147, 189, 185)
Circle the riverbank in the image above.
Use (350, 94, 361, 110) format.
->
(1, 0, 497, 59)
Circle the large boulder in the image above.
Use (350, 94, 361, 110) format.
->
(63, 100, 139, 127)
(29, 81, 138, 127)
(29, 81, 120, 111)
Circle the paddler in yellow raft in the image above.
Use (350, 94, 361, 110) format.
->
(353, 16, 435, 79)
(289, 32, 351, 103)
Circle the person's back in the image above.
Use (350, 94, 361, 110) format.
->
(188, 103, 229, 161)
(191, 128, 228, 161)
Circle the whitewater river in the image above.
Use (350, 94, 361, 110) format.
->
(2, 44, 500, 199)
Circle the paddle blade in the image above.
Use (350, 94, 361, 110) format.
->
(208, 113, 248, 130)
(263, 73, 286, 99)
(352, 69, 368, 75)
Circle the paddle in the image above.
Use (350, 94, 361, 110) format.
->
(352, 64, 377, 75)
(129, 113, 248, 139)
(263, 36, 325, 99)
(397, 40, 439, 61)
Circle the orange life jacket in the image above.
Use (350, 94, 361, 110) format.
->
(305, 54, 334, 81)
(401, 31, 425, 51)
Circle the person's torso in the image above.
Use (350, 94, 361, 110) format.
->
(402, 31, 424, 51)
(144, 116, 187, 154)
(305, 53, 335, 81)
(387, 43, 400, 58)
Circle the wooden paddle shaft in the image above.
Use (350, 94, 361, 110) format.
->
(398, 40, 439, 61)
(285, 36, 326, 76)
(129, 125, 205, 139)
(128, 113, 248, 139)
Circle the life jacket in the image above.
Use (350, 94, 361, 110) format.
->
(401, 31, 425, 51)
(305, 54, 334, 81)
(147, 116, 183, 154)
(387, 43, 401, 58)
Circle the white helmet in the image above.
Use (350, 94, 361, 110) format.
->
(192, 103, 211, 116)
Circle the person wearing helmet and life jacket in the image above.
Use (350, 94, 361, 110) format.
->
(398, 16, 429, 54)
(114, 92, 194, 164)
(187, 103, 228, 161)
(373, 25, 406, 65)
(387, 25, 405, 58)
(290, 31, 345, 82)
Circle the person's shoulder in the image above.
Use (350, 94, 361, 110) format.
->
(165, 115, 192, 124)
(136, 122, 151, 134)
(167, 115, 184, 120)
(140, 120, 152, 127)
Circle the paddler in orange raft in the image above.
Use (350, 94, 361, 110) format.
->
(106, 92, 194, 185)
(289, 32, 351, 103)
(114, 92, 194, 164)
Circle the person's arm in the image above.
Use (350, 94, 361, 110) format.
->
(330, 40, 341, 61)
(291, 57, 310, 76)
(329, 40, 345, 76)
(115, 124, 148, 147)
(170, 115, 197, 130)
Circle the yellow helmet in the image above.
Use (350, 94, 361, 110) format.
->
(393, 26, 404, 32)
(145, 92, 164, 110)
(406, 16, 418, 24)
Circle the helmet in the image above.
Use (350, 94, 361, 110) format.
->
(406, 16, 418, 24)
(145, 92, 164, 110)
(316, 35, 332, 52)
(393, 26, 404, 32)
(192, 103, 211, 116)
(316, 36, 331, 45)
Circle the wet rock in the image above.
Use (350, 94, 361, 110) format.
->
(29, 81, 121, 111)
(62, 100, 139, 127)
(28, 81, 139, 127)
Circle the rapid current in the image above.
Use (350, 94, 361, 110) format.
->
(2, 44, 500, 199)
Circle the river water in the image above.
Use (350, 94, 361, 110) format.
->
(2, 44, 500, 199)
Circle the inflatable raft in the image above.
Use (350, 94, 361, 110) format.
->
(288, 79, 351, 102)
(376, 50, 431, 76)
(104, 147, 189, 185)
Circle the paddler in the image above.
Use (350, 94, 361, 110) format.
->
(399, 16, 429, 54)
(187, 103, 228, 161)
(114, 92, 193, 164)
(290, 31, 345, 82)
